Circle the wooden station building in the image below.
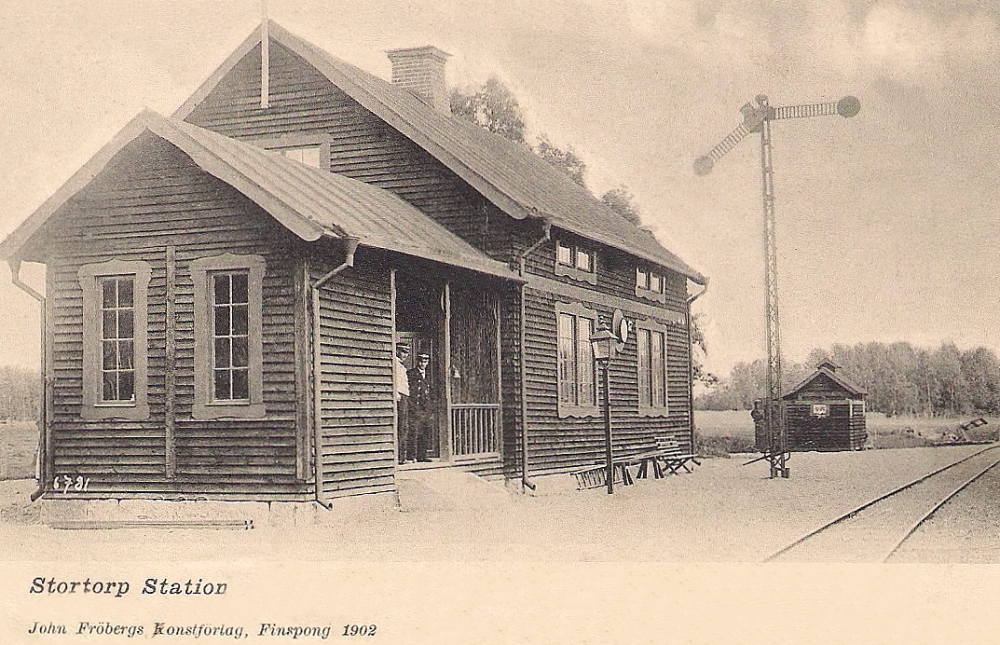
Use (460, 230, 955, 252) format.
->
(0, 22, 706, 507)
(778, 360, 868, 452)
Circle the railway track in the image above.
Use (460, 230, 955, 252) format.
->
(766, 445, 1000, 563)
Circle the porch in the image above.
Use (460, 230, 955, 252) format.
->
(393, 269, 510, 467)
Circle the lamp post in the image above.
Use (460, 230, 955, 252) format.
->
(590, 325, 617, 494)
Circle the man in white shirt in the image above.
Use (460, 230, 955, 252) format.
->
(395, 342, 410, 464)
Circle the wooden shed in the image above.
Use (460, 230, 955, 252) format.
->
(0, 21, 706, 510)
(780, 359, 867, 451)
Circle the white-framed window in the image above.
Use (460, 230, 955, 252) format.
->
(636, 267, 666, 303)
(555, 240, 597, 285)
(252, 134, 329, 170)
(99, 276, 136, 403)
(556, 303, 598, 418)
(273, 145, 322, 168)
(78, 259, 151, 421)
(211, 271, 251, 402)
(636, 320, 669, 415)
(191, 254, 266, 419)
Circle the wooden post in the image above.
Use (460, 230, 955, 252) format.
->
(165, 246, 176, 478)
(603, 360, 613, 494)
(44, 278, 54, 488)
(390, 269, 399, 468)
(599, 358, 613, 494)
(293, 262, 312, 481)
(493, 294, 502, 455)
(441, 281, 452, 462)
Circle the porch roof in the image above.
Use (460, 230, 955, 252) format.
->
(0, 111, 519, 282)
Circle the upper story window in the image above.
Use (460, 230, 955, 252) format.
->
(636, 267, 667, 303)
(556, 303, 598, 418)
(78, 259, 151, 421)
(636, 321, 669, 416)
(273, 145, 322, 168)
(555, 240, 597, 285)
(192, 254, 266, 420)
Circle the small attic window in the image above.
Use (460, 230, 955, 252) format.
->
(636, 266, 667, 303)
(555, 240, 597, 285)
(273, 145, 321, 168)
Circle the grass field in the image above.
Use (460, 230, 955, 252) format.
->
(0, 421, 37, 480)
(695, 409, 999, 455)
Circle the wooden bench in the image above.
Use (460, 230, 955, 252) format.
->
(634, 437, 700, 480)
(570, 437, 700, 489)
(570, 461, 635, 490)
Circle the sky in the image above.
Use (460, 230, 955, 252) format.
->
(0, 0, 997, 378)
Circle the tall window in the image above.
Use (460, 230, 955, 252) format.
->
(79, 259, 151, 421)
(192, 254, 266, 420)
(637, 324, 668, 414)
(100, 276, 135, 402)
(212, 272, 250, 401)
(557, 305, 597, 417)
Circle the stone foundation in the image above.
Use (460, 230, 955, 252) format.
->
(40, 491, 399, 528)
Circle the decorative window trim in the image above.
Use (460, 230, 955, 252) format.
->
(555, 240, 597, 285)
(635, 267, 667, 304)
(555, 302, 599, 418)
(635, 318, 670, 417)
(78, 259, 151, 421)
(192, 253, 266, 420)
(250, 134, 330, 170)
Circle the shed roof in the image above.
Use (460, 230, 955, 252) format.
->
(782, 366, 868, 400)
(174, 21, 706, 285)
(0, 111, 518, 281)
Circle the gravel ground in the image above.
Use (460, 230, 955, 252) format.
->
(0, 444, 992, 563)
(890, 455, 1000, 563)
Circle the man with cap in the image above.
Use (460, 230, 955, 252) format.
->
(394, 342, 410, 464)
(406, 352, 434, 462)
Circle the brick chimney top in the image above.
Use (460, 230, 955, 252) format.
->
(385, 46, 452, 114)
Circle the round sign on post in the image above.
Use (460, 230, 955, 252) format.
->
(611, 309, 629, 353)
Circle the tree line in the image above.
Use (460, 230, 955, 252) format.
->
(696, 341, 1000, 417)
(0, 366, 40, 421)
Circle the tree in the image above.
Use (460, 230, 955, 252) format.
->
(600, 185, 642, 225)
(0, 366, 39, 421)
(960, 347, 1000, 414)
(689, 314, 718, 387)
(449, 75, 527, 144)
(534, 134, 587, 186)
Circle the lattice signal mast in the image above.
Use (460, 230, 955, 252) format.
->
(695, 94, 860, 479)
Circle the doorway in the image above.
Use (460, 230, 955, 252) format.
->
(395, 272, 444, 460)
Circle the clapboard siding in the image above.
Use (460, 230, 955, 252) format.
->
(312, 253, 396, 498)
(521, 287, 691, 474)
(186, 42, 492, 252)
(783, 372, 867, 451)
(499, 285, 524, 479)
(785, 403, 867, 451)
(42, 134, 309, 496)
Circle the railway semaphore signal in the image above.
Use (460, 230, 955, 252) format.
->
(695, 94, 860, 479)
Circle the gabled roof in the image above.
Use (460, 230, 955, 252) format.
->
(0, 111, 517, 281)
(782, 366, 867, 400)
(174, 21, 706, 285)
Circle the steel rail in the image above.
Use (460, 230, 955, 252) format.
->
(763, 444, 1000, 562)
(884, 453, 1000, 562)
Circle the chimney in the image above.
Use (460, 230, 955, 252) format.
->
(386, 46, 451, 114)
